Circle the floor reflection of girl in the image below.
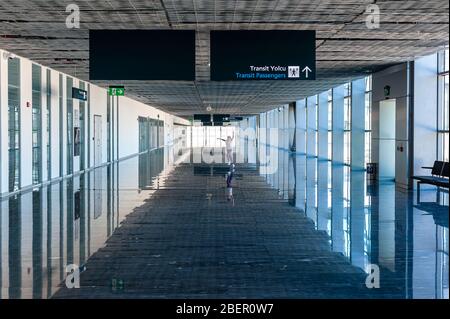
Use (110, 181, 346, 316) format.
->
(226, 164, 235, 205)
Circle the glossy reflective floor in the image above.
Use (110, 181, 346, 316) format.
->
(0, 145, 448, 299)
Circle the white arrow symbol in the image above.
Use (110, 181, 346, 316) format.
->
(302, 66, 312, 78)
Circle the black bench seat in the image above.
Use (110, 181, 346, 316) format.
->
(413, 161, 449, 202)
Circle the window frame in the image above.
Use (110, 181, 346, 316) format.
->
(437, 48, 449, 162)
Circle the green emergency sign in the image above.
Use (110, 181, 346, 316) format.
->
(109, 86, 125, 96)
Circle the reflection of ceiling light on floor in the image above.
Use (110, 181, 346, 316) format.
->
(206, 106, 212, 112)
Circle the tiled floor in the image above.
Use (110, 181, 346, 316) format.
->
(0, 147, 448, 299)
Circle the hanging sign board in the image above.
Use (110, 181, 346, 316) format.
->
(210, 30, 316, 81)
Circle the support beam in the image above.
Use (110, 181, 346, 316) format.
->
(295, 99, 306, 212)
(317, 92, 329, 161)
(306, 96, 317, 223)
(288, 103, 295, 151)
(332, 85, 345, 254)
(351, 78, 366, 171)
(317, 91, 329, 231)
(350, 78, 367, 269)
(350, 170, 366, 269)
(295, 99, 306, 155)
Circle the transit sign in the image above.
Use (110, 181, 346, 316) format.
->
(210, 30, 316, 81)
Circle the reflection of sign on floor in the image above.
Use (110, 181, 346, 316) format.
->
(74, 190, 81, 220)
(111, 278, 124, 292)
(74, 127, 81, 156)
(93, 171, 102, 219)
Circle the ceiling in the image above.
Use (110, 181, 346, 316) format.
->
(0, 0, 448, 117)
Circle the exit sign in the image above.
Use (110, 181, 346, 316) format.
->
(108, 86, 125, 96)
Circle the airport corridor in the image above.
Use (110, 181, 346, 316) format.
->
(52, 159, 381, 299)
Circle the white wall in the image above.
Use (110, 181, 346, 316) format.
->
(0, 49, 189, 196)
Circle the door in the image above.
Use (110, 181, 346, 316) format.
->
(94, 115, 102, 166)
(379, 99, 396, 180)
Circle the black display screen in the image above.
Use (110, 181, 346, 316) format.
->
(213, 114, 230, 122)
(194, 114, 212, 122)
(89, 30, 196, 81)
(72, 87, 87, 101)
(210, 30, 315, 81)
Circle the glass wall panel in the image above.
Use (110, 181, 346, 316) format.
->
(46, 69, 51, 180)
(32, 64, 42, 184)
(438, 48, 449, 162)
(344, 85, 352, 165)
(107, 94, 111, 162)
(159, 120, 164, 147)
(364, 76, 372, 167)
(327, 89, 333, 161)
(79, 82, 86, 170)
(59, 74, 63, 177)
(138, 117, 149, 152)
(66, 77, 73, 174)
(8, 58, 21, 192)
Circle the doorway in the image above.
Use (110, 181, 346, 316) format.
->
(379, 99, 396, 181)
(138, 116, 149, 152)
(94, 115, 102, 166)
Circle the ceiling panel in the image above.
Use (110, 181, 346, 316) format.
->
(0, 0, 448, 117)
